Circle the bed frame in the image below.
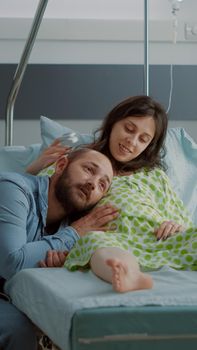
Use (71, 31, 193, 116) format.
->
(4, 2, 197, 350)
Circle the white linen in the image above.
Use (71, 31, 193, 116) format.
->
(5, 267, 197, 350)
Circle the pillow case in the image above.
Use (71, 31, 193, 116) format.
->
(164, 127, 197, 225)
(40, 116, 93, 150)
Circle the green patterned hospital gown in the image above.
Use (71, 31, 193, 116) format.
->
(40, 165, 197, 271)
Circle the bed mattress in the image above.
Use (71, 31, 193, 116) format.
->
(5, 266, 197, 350)
(72, 306, 197, 350)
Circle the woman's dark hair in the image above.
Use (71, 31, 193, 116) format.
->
(89, 95, 168, 174)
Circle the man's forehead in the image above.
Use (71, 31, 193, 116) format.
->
(80, 154, 112, 180)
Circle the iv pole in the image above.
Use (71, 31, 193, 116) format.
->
(144, 0, 149, 96)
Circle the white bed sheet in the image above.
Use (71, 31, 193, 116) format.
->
(5, 266, 197, 350)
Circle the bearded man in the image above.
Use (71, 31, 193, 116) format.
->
(0, 148, 117, 350)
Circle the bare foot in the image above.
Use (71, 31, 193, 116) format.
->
(106, 258, 153, 293)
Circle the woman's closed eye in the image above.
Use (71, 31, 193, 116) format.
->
(125, 125, 134, 134)
(140, 137, 149, 144)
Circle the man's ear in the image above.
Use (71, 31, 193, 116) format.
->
(54, 156, 69, 175)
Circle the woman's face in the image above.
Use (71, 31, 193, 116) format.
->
(109, 115, 156, 163)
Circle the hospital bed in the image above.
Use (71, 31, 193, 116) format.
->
(2, 1, 197, 349)
(2, 119, 197, 350)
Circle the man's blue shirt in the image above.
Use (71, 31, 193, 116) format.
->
(0, 172, 79, 280)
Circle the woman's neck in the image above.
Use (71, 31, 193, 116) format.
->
(114, 169, 133, 176)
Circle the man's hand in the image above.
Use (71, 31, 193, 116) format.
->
(27, 139, 71, 175)
(155, 220, 185, 240)
(39, 250, 68, 268)
(71, 204, 119, 237)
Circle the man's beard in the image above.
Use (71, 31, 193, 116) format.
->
(54, 170, 94, 215)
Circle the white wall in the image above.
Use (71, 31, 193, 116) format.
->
(0, 0, 197, 145)
(0, 0, 197, 65)
(0, 0, 197, 20)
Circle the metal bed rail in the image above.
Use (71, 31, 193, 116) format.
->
(5, 0, 149, 146)
(5, 0, 48, 146)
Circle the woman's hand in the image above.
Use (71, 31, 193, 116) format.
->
(155, 220, 185, 240)
(71, 204, 119, 237)
(26, 139, 71, 175)
(39, 250, 68, 268)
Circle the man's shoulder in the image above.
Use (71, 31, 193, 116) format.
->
(0, 171, 30, 184)
(0, 172, 42, 190)
(0, 172, 49, 197)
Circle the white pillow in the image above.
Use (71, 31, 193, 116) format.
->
(164, 127, 197, 225)
(40, 116, 93, 150)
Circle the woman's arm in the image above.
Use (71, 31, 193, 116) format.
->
(154, 220, 185, 240)
(153, 169, 191, 240)
(26, 139, 71, 174)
